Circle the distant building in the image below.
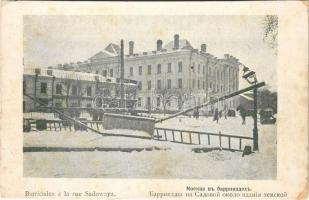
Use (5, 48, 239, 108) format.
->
(23, 68, 138, 113)
(54, 34, 240, 113)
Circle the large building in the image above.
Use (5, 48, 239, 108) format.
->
(55, 34, 240, 113)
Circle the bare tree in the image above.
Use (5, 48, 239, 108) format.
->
(155, 89, 177, 115)
(262, 15, 278, 51)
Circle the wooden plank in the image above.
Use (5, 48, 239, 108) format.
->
(239, 138, 242, 150)
(172, 130, 175, 142)
(180, 131, 183, 143)
(154, 127, 253, 140)
(189, 133, 192, 144)
(219, 131, 222, 148)
(156, 129, 160, 140)
(228, 136, 231, 149)
(207, 134, 210, 145)
(198, 134, 201, 145)
(164, 129, 167, 141)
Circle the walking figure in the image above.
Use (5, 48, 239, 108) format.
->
(213, 108, 219, 123)
(237, 105, 247, 125)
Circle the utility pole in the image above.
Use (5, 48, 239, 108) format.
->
(253, 87, 259, 151)
(120, 40, 124, 109)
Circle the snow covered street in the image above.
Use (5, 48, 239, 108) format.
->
(23, 116, 276, 179)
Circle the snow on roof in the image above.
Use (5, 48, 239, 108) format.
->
(24, 68, 117, 83)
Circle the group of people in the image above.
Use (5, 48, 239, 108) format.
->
(190, 105, 249, 125)
(213, 108, 228, 123)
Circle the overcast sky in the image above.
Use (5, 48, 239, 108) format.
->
(24, 15, 277, 91)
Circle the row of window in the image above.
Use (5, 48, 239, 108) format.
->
(137, 79, 183, 90)
(130, 62, 183, 76)
(36, 82, 93, 97)
(136, 79, 236, 92)
(91, 69, 114, 77)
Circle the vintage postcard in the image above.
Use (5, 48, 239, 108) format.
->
(0, 1, 308, 199)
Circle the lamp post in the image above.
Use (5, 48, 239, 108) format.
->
(242, 65, 259, 151)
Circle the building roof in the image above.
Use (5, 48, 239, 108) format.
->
(24, 68, 118, 83)
(89, 43, 120, 60)
(163, 39, 194, 51)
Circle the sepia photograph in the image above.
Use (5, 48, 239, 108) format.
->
(22, 15, 278, 179)
(0, 1, 308, 199)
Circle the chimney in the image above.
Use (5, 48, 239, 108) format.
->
(157, 40, 163, 51)
(174, 34, 179, 49)
(129, 41, 134, 56)
(201, 44, 207, 53)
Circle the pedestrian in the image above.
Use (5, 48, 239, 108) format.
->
(196, 109, 199, 119)
(213, 108, 219, 123)
(237, 106, 246, 125)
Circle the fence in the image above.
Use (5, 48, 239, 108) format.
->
(153, 127, 253, 152)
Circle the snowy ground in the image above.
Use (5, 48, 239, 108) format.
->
(23, 115, 276, 179)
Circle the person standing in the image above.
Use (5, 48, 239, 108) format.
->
(213, 108, 219, 123)
(237, 105, 247, 125)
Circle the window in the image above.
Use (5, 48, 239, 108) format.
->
(130, 67, 133, 76)
(221, 72, 224, 80)
(56, 84, 62, 94)
(157, 80, 161, 90)
(192, 63, 195, 72)
(40, 82, 47, 94)
(198, 64, 200, 73)
(110, 69, 113, 77)
(87, 86, 92, 97)
(167, 79, 172, 89)
(139, 66, 142, 75)
(217, 71, 219, 80)
(209, 68, 212, 75)
(147, 80, 151, 90)
(138, 81, 142, 90)
(147, 65, 151, 75)
(203, 65, 205, 74)
(178, 61, 182, 72)
(138, 98, 142, 107)
(178, 79, 182, 89)
(198, 80, 200, 89)
(157, 64, 161, 74)
(96, 70, 98, 74)
(147, 97, 151, 109)
(167, 63, 172, 73)
(203, 81, 205, 89)
(192, 79, 195, 88)
(157, 97, 161, 107)
(103, 70, 107, 77)
(72, 85, 77, 96)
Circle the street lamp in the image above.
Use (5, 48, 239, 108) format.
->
(242, 66, 258, 85)
(241, 65, 259, 151)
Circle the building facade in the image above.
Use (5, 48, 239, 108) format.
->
(54, 34, 240, 113)
(23, 68, 138, 113)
